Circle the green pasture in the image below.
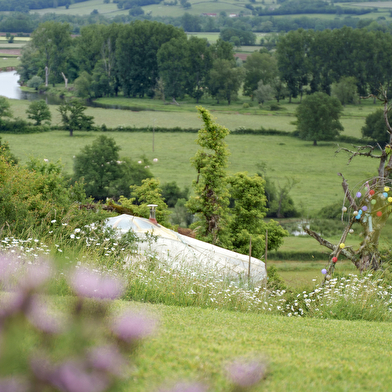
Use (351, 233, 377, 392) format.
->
(105, 300, 392, 391)
(2, 128, 377, 212)
(0, 57, 19, 68)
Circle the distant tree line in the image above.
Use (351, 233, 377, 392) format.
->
(253, 0, 372, 16)
(0, 0, 89, 12)
(276, 27, 392, 101)
(19, 21, 248, 104)
(1, 8, 392, 34)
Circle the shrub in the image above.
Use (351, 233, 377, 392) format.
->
(242, 102, 250, 109)
(26, 75, 44, 90)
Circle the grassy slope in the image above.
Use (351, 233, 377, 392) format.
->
(117, 300, 392, 391)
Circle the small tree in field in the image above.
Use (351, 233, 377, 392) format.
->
(306, 88, 392, 276)
(0, 96, 12, 122)
(58, 99, 94, 136)
(186, 107, 230, 245)
(296, 92, 343, 146)
(26, 100, 51, 125)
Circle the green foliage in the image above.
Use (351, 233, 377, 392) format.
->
(26, 75, 44, 90)
(161, 181, 189, 208)
(187, 107, 230, 245)
(26, 100, 51, 125)
(266, 265, 287, 291)
(58, 99, 94, 136)
(295, 92, 344, 145)
(208, 59, 245, 104)
(243, 51, 278, 98)
(74, 71, 93, 98)
(31, 21, 72, 85)
(73, 135, 153, 200)
(0, 156, 89, 236)
(171, 198, 193, 227)
(361, 109, 392, 145)
(254, 80, 274, 105)
(225, 172, 288, 258)
(119, 178, 171, 227)
(0, 137, 18, 165)
(331, 76, 359, 106)
(0, 96, 12, 122)
(0, 118, 50, 134)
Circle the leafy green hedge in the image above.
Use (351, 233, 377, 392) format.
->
(0, 119, 50, 134)
(268, 251, 332, 261)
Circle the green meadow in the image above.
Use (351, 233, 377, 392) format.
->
(114, 300, 392, 391)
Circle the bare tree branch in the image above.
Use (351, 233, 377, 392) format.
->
(336, 145, 381, 164)
(337, 173, 358, 211)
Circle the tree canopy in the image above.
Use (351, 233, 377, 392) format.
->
(295, 92, 344, 145)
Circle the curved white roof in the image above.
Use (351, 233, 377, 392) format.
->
(105, 214, 266, 282)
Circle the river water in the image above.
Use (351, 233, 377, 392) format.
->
(0, 71, 65, 104)
(0, 71, 151, 111)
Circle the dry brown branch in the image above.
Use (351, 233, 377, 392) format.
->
(335, 145, 381, 164)
(337, 173, 358, 210)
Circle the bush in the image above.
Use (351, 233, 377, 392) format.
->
(270, 103, 281, 111)
(242, 102, 250, 109)
(26, 75, 44, 90)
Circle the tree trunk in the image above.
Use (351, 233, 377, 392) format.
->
(70, 128, 73, 137)
(313, 140, 317, 146)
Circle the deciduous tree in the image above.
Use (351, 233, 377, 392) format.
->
(58, 99, 94, 137)
(26, 100, 51, 125)
(295, 92, 343, 146)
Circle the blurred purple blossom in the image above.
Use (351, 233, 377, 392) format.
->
(30, 355, 54, 383)
(0, 377, 28, 392)
(88, 345, 125, 376)
(26, 297, 63, 334)
(50, 360, 109, 392)
(226, 358, 267, 388)
(19, 261, 52, 292)
(158, 382, 207, 392)
(70, 268, 124, 300)
(112, 309, 157, 343)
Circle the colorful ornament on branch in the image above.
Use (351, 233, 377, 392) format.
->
(377, 211, 382, 217)
(383, 192, 388, 198)
(349, 229, 354, 233)
(342, 206, 347, 212)
(371, 199, 376, 205)
(389, 197, 392, 203)
(356, 192, 362, 198)
(321, 269, 327, 275)
(370, 190, 375, 196)
(339, 243, 345, 249)
(385, 187, 390, 192)
(362, 206, 367, 211)
(332, 257, 338, 263)
(353, 211, 358, 215)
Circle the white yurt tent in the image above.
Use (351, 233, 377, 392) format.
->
(105, 214, 267, 283)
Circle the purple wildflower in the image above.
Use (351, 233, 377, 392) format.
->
(111, 309, 157, 343)
(226, 358, 267, 388)
(70, 268, 124, 300)
(88, 345, 125, 376)
(16, 260, 53, 293)
(0, 377, 27, 392)
(50, 360, 109, 392)
(158, 382, 207, 392)
(30, 355, 54, 383)
(27, 297, 63, 334)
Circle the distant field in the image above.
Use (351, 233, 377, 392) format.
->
(351, 1, 392, 8)
(0, 57, 20, 68)
(2, 126, 376, 212)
